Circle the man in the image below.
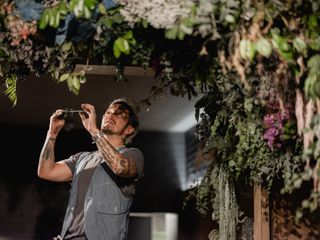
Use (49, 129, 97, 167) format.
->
(37, 98, 144, 240)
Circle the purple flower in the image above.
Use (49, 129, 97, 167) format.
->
(263, 114, 275, 127)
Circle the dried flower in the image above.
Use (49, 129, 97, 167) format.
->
(118, 0, 191, 29)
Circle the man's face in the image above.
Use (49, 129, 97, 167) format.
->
(101, 103, 130, 136)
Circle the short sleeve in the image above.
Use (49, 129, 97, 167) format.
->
(123, 148, 144, 180)
(61, 152, 83, 175)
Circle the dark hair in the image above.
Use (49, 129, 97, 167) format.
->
(110, 98, 140, 142)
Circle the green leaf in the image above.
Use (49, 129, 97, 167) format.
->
(142, 19, 148, 28)
(293, 178, 302, 188)
(72, 76, 80, 90)
(225, 14, 235, 23)
(279, 50, 293, 60)
(256, 37, 272, 57)
(307, 54, 320, 69)
(53, 10, 60, 28)
(62, 42, 72, 51)
(181, 18, 195, 27)
(305, 54, 320, 98)
(165, 26, 178, 39)
(178, 29, 186, 40)
(48, 9, 55, 27)
(309, 37, 320, 51)
(4, 74, 17, 106)
(84, 0, 97, 10)
(244, 97, 253, 113)
(308, 15, 318, 29)
(295, 210, 303, 221)
(83, 5, 92, 19)
(114, 37, 130, 54)
(123, 30, 133, 40)
(272, 33, 290, 52)
(180, 24, 193, 35)
(113, 43, 121, 58)
(293, 37, 307, 54)
(239, 39, 255, 60)
(72, 0, 84, 18)
(69, 0, 76, 10)
(58, 1, 68, 15)
(39, 9, 49, 29)
(229, 160, 236, 167)
(98, 3, 107, 14)
(112, 14, 123, 24)
(59, 73, 70, 82)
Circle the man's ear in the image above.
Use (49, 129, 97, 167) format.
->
(125, 125, 134, 136)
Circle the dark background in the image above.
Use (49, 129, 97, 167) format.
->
(0, 123, 213, 240)
(0, 69, 213, 239)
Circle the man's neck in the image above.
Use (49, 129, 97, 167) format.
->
(104, 134, 125, 149)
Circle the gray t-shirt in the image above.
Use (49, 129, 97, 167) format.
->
(63, 148, 144, 239)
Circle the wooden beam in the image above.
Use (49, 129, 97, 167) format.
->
(75, 64, 155, 77)
(254, 183, 270, 240)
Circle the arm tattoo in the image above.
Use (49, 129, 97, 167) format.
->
(42, 138, 55, 160)
(95, 137, 137, 177)
(38, 137, 56, 175)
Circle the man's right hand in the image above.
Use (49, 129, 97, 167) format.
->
(37, 109, 73, 182)
(48, 109, 66, 138)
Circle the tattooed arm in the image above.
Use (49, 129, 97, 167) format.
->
(94, 133, 138, 178)
(37, 110, 72, 182)
(79, 103, 138, 178)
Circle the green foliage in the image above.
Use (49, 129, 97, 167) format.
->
(39, 0, 97, 29)
(113, 30, 136, 58)
(304, 54, 320, 99)
(4, 74, 17, 106)
(39, 1, 68, 29)
(1, 0, 320, 233)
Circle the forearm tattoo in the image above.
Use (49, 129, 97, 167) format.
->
(38, 137, 56, 173)
(95, 137, 137, 177)
(42, 138, 55, 160)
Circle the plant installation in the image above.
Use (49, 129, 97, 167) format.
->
(1, 0, 320, 238)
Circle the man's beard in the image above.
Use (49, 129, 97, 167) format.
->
(101, 124, 127, 136)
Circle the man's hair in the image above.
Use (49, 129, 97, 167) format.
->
(110, 98, 139, 144)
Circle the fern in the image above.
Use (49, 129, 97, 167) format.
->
(4, 74, 18, 106)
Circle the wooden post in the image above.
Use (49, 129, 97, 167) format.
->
(254, 183, 270, 240)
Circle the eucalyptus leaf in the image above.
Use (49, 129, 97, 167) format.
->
(239, 39, 255, 60)
(256, 37, 272, 57)
(293, 37, 307, 54)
